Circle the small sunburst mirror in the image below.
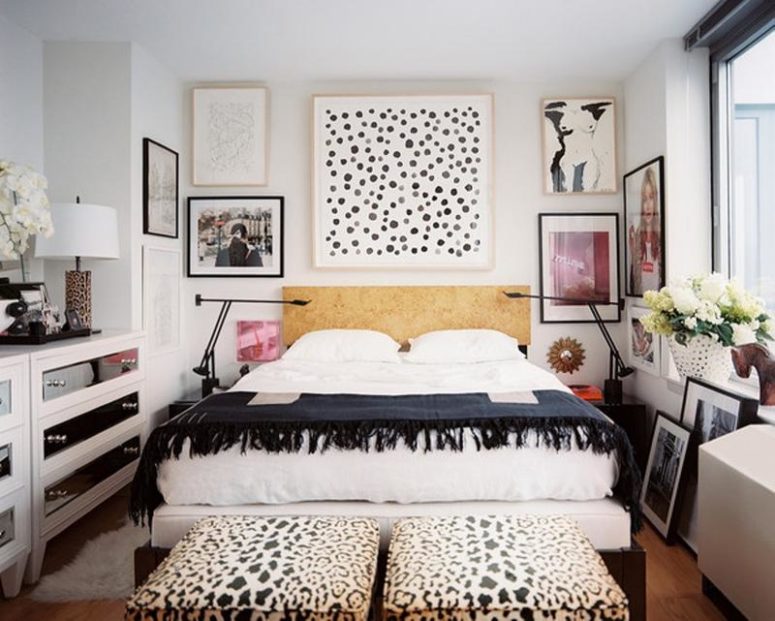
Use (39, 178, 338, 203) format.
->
(547, 337, 586, 374)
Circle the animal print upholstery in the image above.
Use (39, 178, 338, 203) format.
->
(125, 515, 380, 621)
(384, 515, 629, 621)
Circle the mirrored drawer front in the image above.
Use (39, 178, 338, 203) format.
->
(0, 380, 10, 417)
(42, 348, 139, 402)
(44, 436, 140, 516)
(43, 392, 140, 459)
(0, 442, 11, 482)
(0, 507, 13, 550)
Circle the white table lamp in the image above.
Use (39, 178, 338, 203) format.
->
(35, 199, 119, 327)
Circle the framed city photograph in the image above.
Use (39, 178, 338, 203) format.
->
(623, 156, 665, 297)
(627, 306, 661, 376)
(187, 196, 283, 277)
(680, 377, 758, 447)
(143, 138, 179, 238)
(641, 412, 691, 543)
(538, 212, 621, 323)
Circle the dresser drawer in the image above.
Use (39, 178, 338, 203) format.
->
(0, 379, 10, 417)
(43, 392, 140, 459)
(0, 363, 25, 434)
(0, 505, 14, 551)
(41, 348, 139, 402)
(44, 435, 140, 517)
(0, 426, 26, 496)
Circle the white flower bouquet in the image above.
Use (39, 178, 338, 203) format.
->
(0, 160, 54, 260)
(641, 273, 773, 347)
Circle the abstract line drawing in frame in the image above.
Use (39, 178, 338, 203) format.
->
(143, 246, 181, 355)
(312, 94, 494, 269)
(538, 212, 621, 323)
(143, 138, 179, 238)
(193, 86, 268, 186)
(542, 97, 617, 194)
(236, 320, 281, 362)
(187, 196, 283, 278)
(627, 305, 662, 376)
(624, 156, 665, 297)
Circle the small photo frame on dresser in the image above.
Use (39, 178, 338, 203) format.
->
(641, 411, 691, 543)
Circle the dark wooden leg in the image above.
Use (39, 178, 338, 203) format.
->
(134, 541, 172, 587)
(600, 541, 646, 621)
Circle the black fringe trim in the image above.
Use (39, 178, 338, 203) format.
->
(129, 416, 642, 533)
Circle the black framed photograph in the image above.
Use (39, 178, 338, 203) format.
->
(623, 156, 665, 297)
(187, 196, 284, 277)
(680, 377, 758, 446)
(641, 411, 691, 543)
(143, 138, 179, 238)
(65, 309, 85, 331)
(538, 213, 621, 323)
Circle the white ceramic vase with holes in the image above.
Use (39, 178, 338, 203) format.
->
(668, 335, 733, 383)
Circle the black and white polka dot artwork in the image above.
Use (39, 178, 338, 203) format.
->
(313, 95, 493, 268)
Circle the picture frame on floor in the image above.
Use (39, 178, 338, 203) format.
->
(143, 138, 179, 238)
(627, 306, 661, 376)
(538, 212, 621, 323)
(641, 411, 691, 543)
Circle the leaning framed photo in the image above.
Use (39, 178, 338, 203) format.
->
(627, 306, 661, 376)
(538, 212, 621, 323)
(623, 156, 665, 297)
(312, 93, 494, 269)
(680, 377, 758, 445)
(542, 97, 617, 194)
(143, 138, 179, 238)
(641, 411, 692, 543)
(187, 196, 283, 277)
(192, 86, 268, 186)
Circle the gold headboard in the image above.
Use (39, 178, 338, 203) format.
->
(282, 285, 530, 346)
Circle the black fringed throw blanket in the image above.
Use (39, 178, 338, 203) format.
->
(129, 390, 641, 531)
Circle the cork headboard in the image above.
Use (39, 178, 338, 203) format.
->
(282, 285, 530, 347)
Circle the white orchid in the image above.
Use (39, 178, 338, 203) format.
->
(0, 160, 54, 260)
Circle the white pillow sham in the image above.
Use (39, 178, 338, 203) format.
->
(404, 329, 524, 364)
(282, 329, 401, 363)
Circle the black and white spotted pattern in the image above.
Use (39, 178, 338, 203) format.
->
(125, 515, 380, 621)
(384, 515, 629, 621)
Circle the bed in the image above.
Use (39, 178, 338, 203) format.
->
(131, 285, 645, 618)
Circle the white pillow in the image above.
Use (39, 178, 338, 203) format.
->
(282, 329, 401, 363)
(404, 329, 524, 364)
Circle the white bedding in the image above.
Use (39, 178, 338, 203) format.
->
(157, 357, 619, 507)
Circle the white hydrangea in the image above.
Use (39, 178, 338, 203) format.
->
(684, 317, 698, 330)
(699, 273, 727, 303)
(732, 323, 757, 346)
(0, 160, 53, 259)
(669, 285, 700, 314)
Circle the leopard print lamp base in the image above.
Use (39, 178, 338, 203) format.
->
(65, 270, 92, 328)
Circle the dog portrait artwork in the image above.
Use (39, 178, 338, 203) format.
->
(542, 97, 616, 194)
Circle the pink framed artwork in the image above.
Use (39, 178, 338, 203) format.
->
(236, 320, 281, 361)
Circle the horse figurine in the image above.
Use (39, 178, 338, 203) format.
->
(731, 343, 775, 406)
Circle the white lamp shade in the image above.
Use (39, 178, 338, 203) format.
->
(35, 203, 120, 260)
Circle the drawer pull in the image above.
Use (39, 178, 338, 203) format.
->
(46, 489, 69, 499)
(122, 446, 140, 456)
(45, 379, 67, 388)
(45, 434, 68, 444)
(120, 359, 138, 367)
(0, 529, 5, 539)
(121, 402, 139, 411)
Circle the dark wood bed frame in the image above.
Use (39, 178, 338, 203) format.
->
(135, 539, 646, 620)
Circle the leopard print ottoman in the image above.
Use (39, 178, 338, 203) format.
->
(384, 515, 629, 621)
(125, 515, 380, 621)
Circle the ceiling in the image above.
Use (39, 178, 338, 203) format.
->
(0, 0, 717, 82)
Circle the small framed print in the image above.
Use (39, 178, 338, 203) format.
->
(187, 196, 283, 278)
(538, 212, 621, 323)
(641, 412, 691, 543)
(627, 306, 661, 376)
(624, 156, 665, 297)
(143, 138, 179, 238)
(64, 309, 85, 331)
(236, 321, 281, 362)
(680, 377, 758, 446)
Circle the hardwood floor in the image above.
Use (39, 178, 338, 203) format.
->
(0, 493, 728, 621)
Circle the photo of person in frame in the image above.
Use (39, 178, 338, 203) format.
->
(627, 164, 662, 296)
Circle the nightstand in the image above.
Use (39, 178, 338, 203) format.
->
(592, 395, 649, 474)
(168, 390, 203, 421)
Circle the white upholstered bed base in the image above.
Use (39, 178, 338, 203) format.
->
(150, 497, 632, 551)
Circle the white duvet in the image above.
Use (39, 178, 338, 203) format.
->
(157, 357, 618, 506)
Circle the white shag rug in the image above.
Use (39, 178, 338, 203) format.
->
(31, 521, 149, 601)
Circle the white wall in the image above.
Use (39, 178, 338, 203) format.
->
(182, 79, 628, 390)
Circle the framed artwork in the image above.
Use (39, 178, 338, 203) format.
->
(627, 306, 661, 376)
(143, 247, 181, 354)
(312, 94, 494, 269)
(236, 320, 281, 362)
(192, 86, 268, 186)
(624, 156, 665, 297)
(187, 196, 283, 277)
(143, 138, 179, 238)
(680, 377, 758, 446)
(542, 97, 617, 194)
(641, 412, 692, 543)
(538, 213, 621, 323)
